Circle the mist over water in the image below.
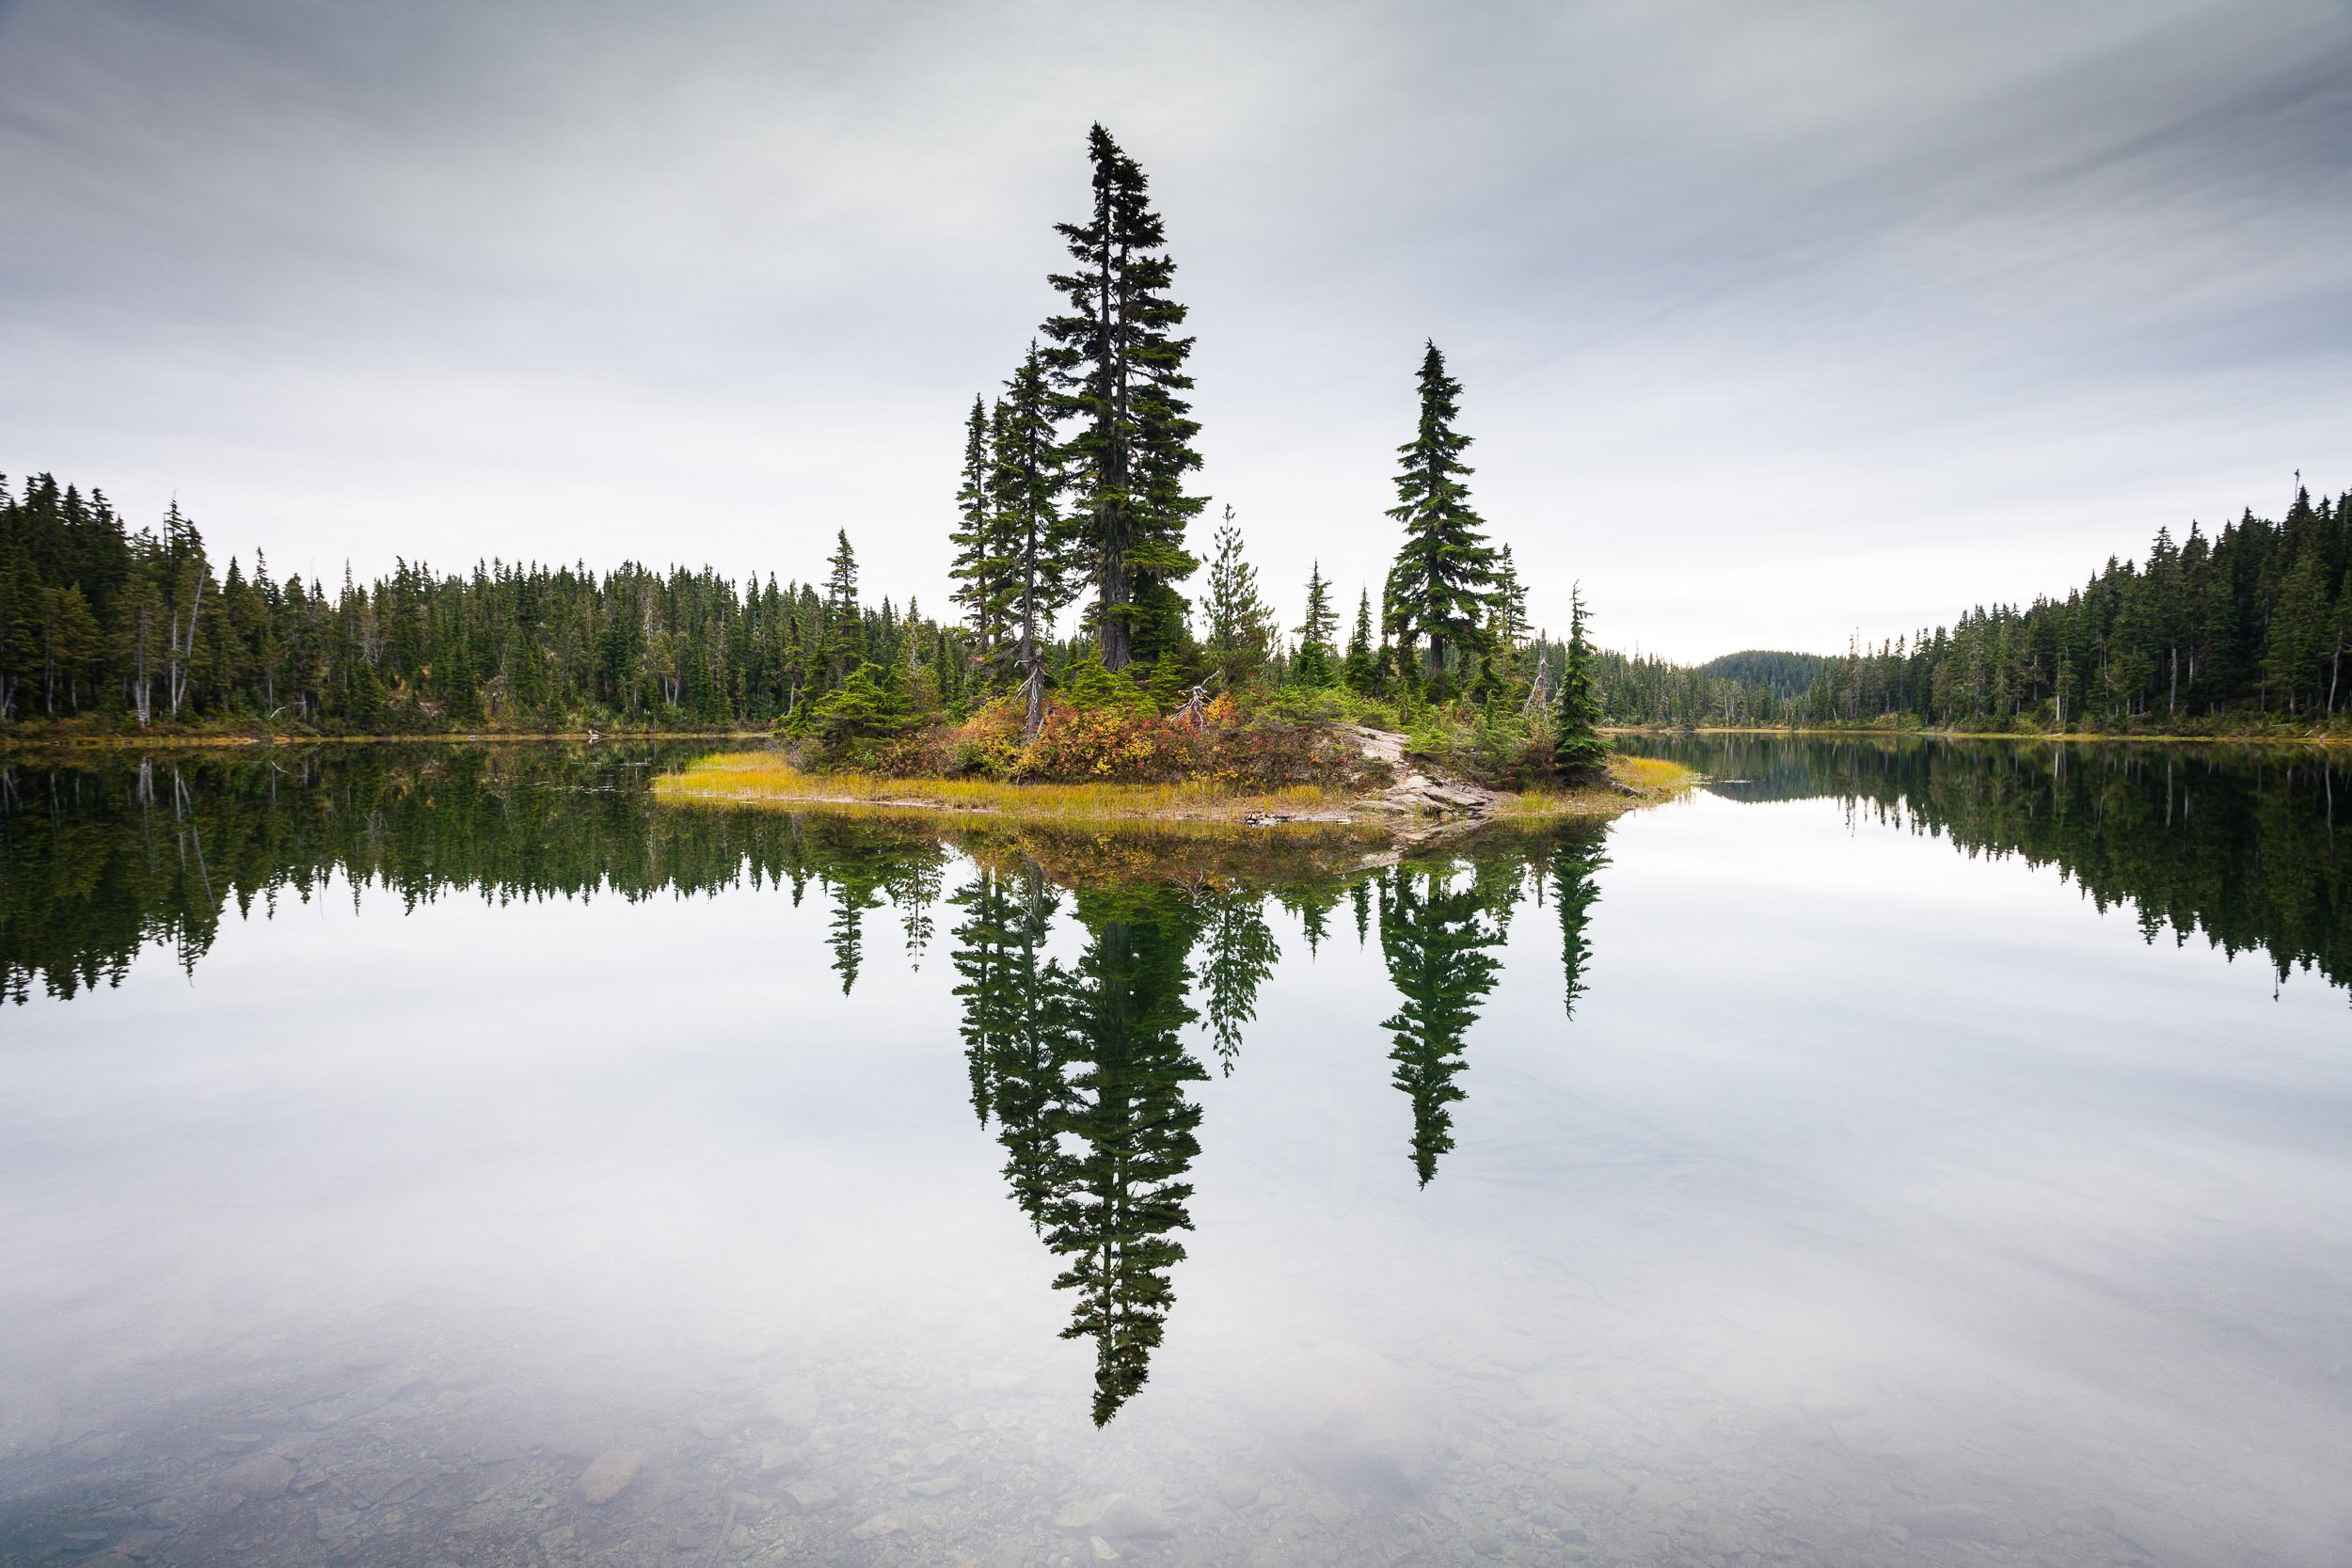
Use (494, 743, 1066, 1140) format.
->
(3, 740, 2348, 1567)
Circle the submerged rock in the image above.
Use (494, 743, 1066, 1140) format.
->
(579, 1449, 641, 1505)
(784, 1479, 840, 1511)
(216, 1454, 293, 1500)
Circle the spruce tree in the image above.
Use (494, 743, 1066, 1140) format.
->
(991, 345, 1075, 734)
(1384, 341, 1499, 697)
(1552, 585, 1610, 780)
(1200, 508, 1274, 686)
(1291, 562, 1339, 688)
(1343, 588, 1377, 693)
(1041, 124, 1203, 671)
(947, 396, 1008, 655)
(1489, 544, 1529, 664)
(821, 530, 861, 688)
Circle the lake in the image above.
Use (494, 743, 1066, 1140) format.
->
(2, 737, 2347, 1568)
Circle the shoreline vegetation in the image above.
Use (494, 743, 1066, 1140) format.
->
(649, 745, 1695, 843)
(3, 718, 2341, 752)
(5, 716, 2350, 752)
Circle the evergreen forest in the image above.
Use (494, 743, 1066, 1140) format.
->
(1597, 487, 2352, 734)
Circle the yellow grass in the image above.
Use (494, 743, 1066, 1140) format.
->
(651, 752, 1362, 831)
(654, 749, 1698, 835)
(1495, 754, 1700, 817)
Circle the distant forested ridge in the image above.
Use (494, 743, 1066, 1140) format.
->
(1607, 487, 2352, 733)
(1696, 650, 1834, 697)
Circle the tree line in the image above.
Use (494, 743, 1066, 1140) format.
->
(1602, 486, 2352, 733)
(0, 473, 979, 732)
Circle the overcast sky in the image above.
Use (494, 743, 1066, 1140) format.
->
(3, 0, 2348, 660)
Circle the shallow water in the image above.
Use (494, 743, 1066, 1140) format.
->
(3, 739, 2348, 1567)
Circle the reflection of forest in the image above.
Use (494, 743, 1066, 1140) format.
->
(0, 746, 954, 1004)
(1, 744, 1604, 1424)
(1623, 735, 2352, 989)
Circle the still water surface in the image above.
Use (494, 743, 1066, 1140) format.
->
(2, 739, 2348, 1567)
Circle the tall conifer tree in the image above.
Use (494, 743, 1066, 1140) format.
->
(1552, 585, 1609, 779)
(1292, 562, 1339, 687)
(821, 530, 862, 688)
(1343, 588, 1378, 693)
(1200, 509, 1275, 685)
(947, 397, 1007, 654)
(1041, 125, 1203, 671)
(991, 346, 1075, 734)
(1384, 342, 1498, 695)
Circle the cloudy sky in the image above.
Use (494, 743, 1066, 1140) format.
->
(3, 0, 2348, 659)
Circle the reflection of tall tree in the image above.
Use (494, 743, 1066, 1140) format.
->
(1047, 884, 1209, 1426)
(958, 877, 1214, 1426)
(1273, 883, 1343, 957)
(803, 822, 950, 996)
(887, 857, 946, 968)
(1549, 834, 1607, 1020)
(1378, 865, 1504, 1186)
(826, 882, 881, 993)
(951, 863, 1070, 1219)
(1193, 887, 1279, 1073)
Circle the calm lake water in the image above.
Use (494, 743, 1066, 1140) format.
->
(3, 737, 2348, 1568)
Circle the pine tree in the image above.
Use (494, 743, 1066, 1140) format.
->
(1200, 508, 1274, 686)
(821, 530, 861, 688)
(1041, 124, 1202, 671)
(1552, 585, 1609, 780)
(1489, 544, 1529, 664)
(991, 345, 1075, 735)
(1343, 588, 1377, 694)
(1384, 342, 1498, 696)
(1291, 562, 1339, 688)
(947, 397, 1008, 654)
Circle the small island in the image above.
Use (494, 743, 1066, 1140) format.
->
(653, 721, 1695, 841)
